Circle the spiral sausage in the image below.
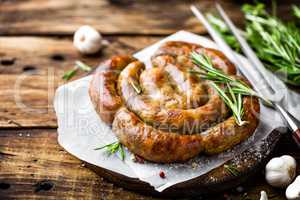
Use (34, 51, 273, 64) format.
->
(89, 55, 136, 124)
(89, 41, 260, 163)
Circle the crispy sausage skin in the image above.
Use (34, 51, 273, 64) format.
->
(113, 96, 259, 163)
(118, 59, 229, 133)
(89, 41, 260, 163)
(201, 96, 260, 154)
(89, 55, 136, 124)
(113, 107, 204, 163)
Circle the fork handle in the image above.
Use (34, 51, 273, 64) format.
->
(274, 103, 300, 146)
(292, 129, 300, 146)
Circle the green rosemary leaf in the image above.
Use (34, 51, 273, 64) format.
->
(62, 68, 77, 80)
(224, 164, 240, 176)
(227, 82, 237, 105)
(75, 60, 92, 72)
(95, 142, 125, 160)
(191, 53, 234, 82)
(293, 5, 300, 19)
(120, 145, 125, 161)
(94, 142, 117, 151)
(129, 80, 142, 94)
(62, 61, 92, 80)
(210, 82, 247, 126)
(110, 142, 120, 154)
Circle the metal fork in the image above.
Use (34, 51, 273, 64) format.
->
(190, 4, 300, 146)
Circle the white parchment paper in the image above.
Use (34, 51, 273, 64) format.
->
(54, 31, 299, 192)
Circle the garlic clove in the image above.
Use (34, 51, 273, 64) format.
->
(265, 155, 296, 188)
(73, 25, 103, 55)
(260, 191, 268, 200)
(286, 176, 300, 200)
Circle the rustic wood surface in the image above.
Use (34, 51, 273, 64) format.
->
(0, 36, 161, 128)
(0, 0, 297, 35)
(0, 129, 299, 200)
(84, 129, 284, 197)
(0, 0, 300, 199)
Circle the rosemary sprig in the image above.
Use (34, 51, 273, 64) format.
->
(211, 82, 247, 126)
(75, 60, 92, 72)
(190, 52, 261, 126)
(191, 48, 274, 104)
(62, 60, 92, 80)
(62, 68, 77, 81)
(190, 52, 259, 95)
(94, 142, 125, 160)
(207, 3, 300, 85)
(224, 164, 240, 176)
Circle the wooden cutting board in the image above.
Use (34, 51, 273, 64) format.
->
(85, 128, 284, 198)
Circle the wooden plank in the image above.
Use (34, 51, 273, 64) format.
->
(0, 36, 162, 128)
(0, 129, 298, 199)
(0, 0, 297, 36)
(0, 129, 159, 200)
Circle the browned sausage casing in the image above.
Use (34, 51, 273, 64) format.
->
(89, 41, 260, 163)
(89, 55, 136, 124)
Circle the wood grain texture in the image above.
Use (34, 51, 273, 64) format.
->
(0, 36, 162, 128)
(0, 0, 296, 36)
(0, 129, 298, 199)
(0, 129, 157, 200)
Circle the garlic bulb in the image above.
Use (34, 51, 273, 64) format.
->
(265, 155, 296, 188)
(260, 191, 268, 200)
(73, 25, 102, 55)
(286, 176, 300, 200)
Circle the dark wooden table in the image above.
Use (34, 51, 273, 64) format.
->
(0, 1, 299, 199)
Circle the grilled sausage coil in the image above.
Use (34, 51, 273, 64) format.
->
(89, 41, 260, 163)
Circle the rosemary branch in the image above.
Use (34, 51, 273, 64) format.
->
(75, 60, 92, 72)
(190, 52, 260, 126)
(62, 68, 78, 81)
(207, 3, 300, 85)
(94, 142, 125, 160)
(211, 82, 247, 126)
(224, 164, 240, 176)
(62, 60, 92, 80)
